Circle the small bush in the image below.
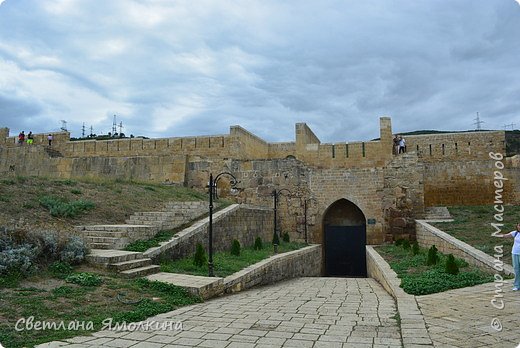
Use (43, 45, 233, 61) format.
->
(65, 272, 102, 286)
(49, 261, 73, 279)
(401, 240, 410, 250)
(60, 236, 88, 265)
(38, 233, 59, 262)
(0, 244, 37, 276)
(394, 239, 404, 246)
(427, 245, 439, 266)
(70, 189, 82, 195)
(193, 243, 207, 267)
(230, 239, 241, 256)
(411, 242, 420, 255)
(282, 232, 290, 243)
(272, 232, 280, 245)
(253, 237, 263, 250)
(445, 254, 459, 275)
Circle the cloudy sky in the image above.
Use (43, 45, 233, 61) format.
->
(0, 0, 519, 142)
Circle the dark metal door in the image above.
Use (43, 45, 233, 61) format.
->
(325, 225, 367, 277)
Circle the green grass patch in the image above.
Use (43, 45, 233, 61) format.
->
(124, 229, 181, 252)
(39, 195, 95, 218)
(376, 244, 494, 295)
(160, 241, 306, 277)
(430, 205, 520, 264)
(0, 273, 201, 348)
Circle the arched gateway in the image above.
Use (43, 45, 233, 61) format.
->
(323, 199, 367, 277)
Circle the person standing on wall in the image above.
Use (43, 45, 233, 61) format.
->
(393, 134, 400, 155)
(398, 136, 406, 154)
(18, 131, 25, 145)
(496, 223, 520, 291)
(47, 134, 53, 146)
(26, 131, 34, 145)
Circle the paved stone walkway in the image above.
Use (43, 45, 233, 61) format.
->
(417, 281, 520, 348)
(36, 278, 401, 348)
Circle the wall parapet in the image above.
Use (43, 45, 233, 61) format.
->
(415, 220, 513, 275)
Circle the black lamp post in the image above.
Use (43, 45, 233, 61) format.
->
(302, 197, 317, 245)
(208, 172, 239, 277)
(272, 188, 293, 253)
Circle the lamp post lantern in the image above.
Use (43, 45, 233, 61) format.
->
(208, 172, 239, 277)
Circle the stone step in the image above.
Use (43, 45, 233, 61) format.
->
(86, 250, 144, 265)
(76, 224, 154, 232)
(125, 218, 184, 225)
(84, 236, 125, 244)
(120, 265, 161, 278)
(108, 258, 153, 272)
(83, 230, 127, 238)
(86, 242, 112, 250)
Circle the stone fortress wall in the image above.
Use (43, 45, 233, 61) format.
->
(0, 118, 518, 245)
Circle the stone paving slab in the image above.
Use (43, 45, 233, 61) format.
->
(417, 281, 520, 348)
(35, 277, 401, 348)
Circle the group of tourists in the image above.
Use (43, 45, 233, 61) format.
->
(18, 131, 53, 146)
(393, 134, 406, 155)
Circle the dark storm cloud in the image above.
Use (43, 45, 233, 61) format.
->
(0, 0, 519, 141)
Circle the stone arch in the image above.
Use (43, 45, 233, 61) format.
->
(322, 199, 367, 277)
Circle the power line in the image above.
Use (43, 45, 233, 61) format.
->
(473, 112, 484, 131)
(503, 123, 516, 130)
(60, 120, 68, 132)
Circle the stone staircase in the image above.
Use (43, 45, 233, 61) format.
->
(78, 224, 159, 250)
(424, 206, 452, 220)
(78, 201, 207, 250)
(87, 249, 160, 278)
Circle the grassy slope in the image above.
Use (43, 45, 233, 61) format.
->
(0, 176, 206, 236)
(430, 205, 520, 264)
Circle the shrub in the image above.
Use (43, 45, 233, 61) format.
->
(411, 242, 420, 255)
(427, 245, 439, 266)
(445, 254, 459, 275)
(193, 243, 207, 267)
(272, 232, 280, 245)
(60, 236, 88, 265)
(38, 232, 59, 262)
(401, 239, 410, 250)
(65, 272, 102, 286)
(70, 189, 82, 195)
(49, 261, 73, 279)
(0, 244, 37, 276)
(282, 232, 290, 243)
(230, 239, 241, 256)
(395, 239, 404, 246)
(253, 237, 263, 250)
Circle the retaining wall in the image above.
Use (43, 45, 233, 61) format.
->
(366, 246, 433, 346)
(223, 245, 321, 294)
(415, 220, 514, 275)
(144, 204, 274, 261)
